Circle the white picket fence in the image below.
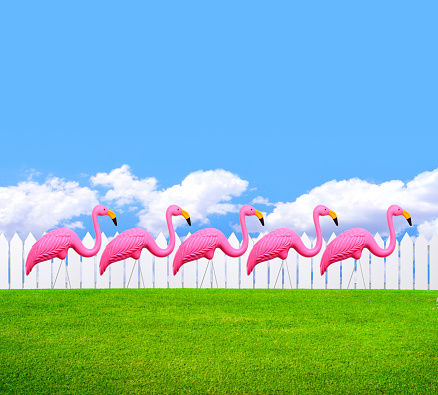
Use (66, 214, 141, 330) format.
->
(0, 231, 437, 290)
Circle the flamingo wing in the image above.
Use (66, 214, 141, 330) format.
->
(247, 229, 294, 274)
(100, 229, 147, 274)
(173, 230, 219, 275)
(25, 229, 73, 275)
(320, 229, 367, 275)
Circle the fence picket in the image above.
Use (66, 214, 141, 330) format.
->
(312, 239, 326, 289)
(0, 234, 8, 289)
(371, 234, 384, 289)
(24, 234, 37, 289)
(1, 231, 437, 291)
(298, 233, 312, 289)
(430, 234, 438, 290)
(414, 235, 428, 290)
(226, 233, 240, 289)
(168, 233, 182, 289)
(96, 233, 109, 289)
(385, 237, 399, 290)
(81, 233, 95, 289)
(154, 233, 168, 288)
(400, 233, 414, 290)
(10, 234, 23, 289)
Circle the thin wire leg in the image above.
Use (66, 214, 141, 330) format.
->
(139, 261, 146, 288)
(211, 261, 219, 288)
(52, 260, 64, 289)
(358, 259, 366, 289)
(347, 260, 358, 290)
(285, 260, 293, 288)
(274, 260, 284, 288)
(65, 263, 72, 289)
(127, 260, 137, 288)
(199, 260, 210, 288)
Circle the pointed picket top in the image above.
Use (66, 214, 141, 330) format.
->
(228, 232, 239, 248)
(301, 232, 311, 247)
(174, 232, 182, 246)
(253, 232, 264, 244)
(415, 234, 427, 245)
(24, 232, 36, 244)
(107, 231, 119, 242)
(374, 232, 384, 246)
(155, 232, 167, 248)
(82, 232, 94, 248)
(430, 233, 438, 245)
(401, 232, 413, 246)
(0, 233, 7, 244)
(11, 232, 22, 244)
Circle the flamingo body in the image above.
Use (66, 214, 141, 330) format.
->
(172, 205, 264, 275)
(100, 228, 163, 275)
(26, 229, 80, 275)
(246, 228, 298, 275)
(246, 205, 338, 275)
(173, 228, 223, 275)
(99, 205, 191, 275)
(319, 228, 368, 275)
(25, 205, 117, 275)
(320, 205, 412, 275)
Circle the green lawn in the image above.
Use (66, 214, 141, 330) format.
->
(0, 288, 437, 394)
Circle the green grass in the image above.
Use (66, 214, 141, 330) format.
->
(0, 289, 437, 394)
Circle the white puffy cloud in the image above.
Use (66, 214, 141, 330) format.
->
(0, 178, 98, 239)
(253, 169, 438, 240)
(92, 166, 249, 236)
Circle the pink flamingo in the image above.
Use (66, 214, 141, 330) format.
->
(320, 205, 412, 288)
(246, 205, 338, 287)
(172, 205, 264, 286)
(99, 205, 191, 284)
(25, 205, 117, 286)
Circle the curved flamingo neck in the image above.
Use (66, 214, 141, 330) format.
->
(369, 210, 397, 257)
(223, 210, 249, 258)
(309, 211, 324, 256)
(76, 210, 102, 257)
(156, 210, 176, 257)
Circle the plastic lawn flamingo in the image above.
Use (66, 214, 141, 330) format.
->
(172, 204, 264, 287)
(320, 205, 412, 288)
(99, 205, 191, 286)
(246, 205, 338, 287)
(25, 205, 117, 287)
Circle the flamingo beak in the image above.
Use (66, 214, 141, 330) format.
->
(255, 210, 265, 226)
(182, 210, 191, 226)
(329, 210, 338, 226)
(108, 210, 117, 226)
(402, 210, 412, 226)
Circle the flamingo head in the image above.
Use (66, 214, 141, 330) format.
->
(167, 205, 191, 226)
(93, 205, 117, 226)
(314, 205, 338, 226)
(389, 205, 412, 226)
(240, 205, 264, 226)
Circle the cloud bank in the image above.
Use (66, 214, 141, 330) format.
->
(251, 168, 438, 240)
(2, 165, 438, 241)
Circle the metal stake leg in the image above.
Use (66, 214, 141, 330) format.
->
(52, 260, 64, 289)
(274, 260, 284, 288)
(347, 260, 359, 290)
(199, 260, 210, 288)
(127, 260, 137, 288)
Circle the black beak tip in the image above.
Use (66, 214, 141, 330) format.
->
(407, 217, 412, 226)
(112, 218, 117, 226)
(259, 217, 265, 226)
(333, 217, 338, 226)
(186, 217, 191, 226)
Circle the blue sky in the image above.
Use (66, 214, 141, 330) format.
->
(1, 1, 437, 241)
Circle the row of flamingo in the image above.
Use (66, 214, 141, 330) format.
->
(25, 204, 412, 287)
